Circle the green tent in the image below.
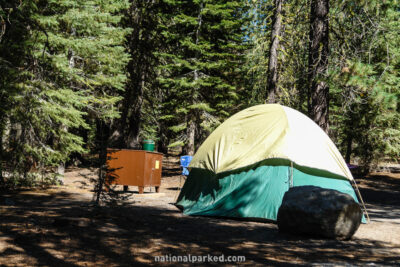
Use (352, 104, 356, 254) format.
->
(176, 104, 368, 222)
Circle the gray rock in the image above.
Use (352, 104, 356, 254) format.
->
(277, 185, 362, 240)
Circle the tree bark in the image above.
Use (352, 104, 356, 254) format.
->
(267, 0, 284, 103)
(185, 119, 196, 156)
(95, 120, 109, 204)
(345, 135, 352, 163)
(0, 126, 4, 185)
(109, 1, 150, 148)
(125, 74, 145, 148)
(109, 75, 143, 149)
(308, 0, 329, 133)
(157, 123, 169, 154)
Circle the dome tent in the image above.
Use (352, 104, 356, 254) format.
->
(176, 104, 368, 222)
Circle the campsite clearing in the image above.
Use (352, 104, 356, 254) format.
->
(0, 157, 399, 266)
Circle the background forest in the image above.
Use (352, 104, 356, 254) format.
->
(0, 0, 399, 187)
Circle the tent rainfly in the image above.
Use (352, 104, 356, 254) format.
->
(176, 104, 368, 222)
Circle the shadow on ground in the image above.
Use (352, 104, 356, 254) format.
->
(356, 173, 400, 224)
(1, 186, 399, 267)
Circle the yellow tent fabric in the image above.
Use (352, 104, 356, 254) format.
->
(189, 104, 353, 181)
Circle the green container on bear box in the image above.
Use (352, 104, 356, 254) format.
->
(143, 139, 155, 151)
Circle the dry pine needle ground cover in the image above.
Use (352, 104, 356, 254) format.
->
(0, 157, 400, 266)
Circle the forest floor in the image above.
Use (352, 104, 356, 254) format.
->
(1, 156, 400, 266)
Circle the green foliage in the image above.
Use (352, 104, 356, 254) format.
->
(4, 171, 62, 189)
(244, 0, 272, 104)
(156, 0, 249, 151)
(0, 0, 399, 181)
(0, 0, 130, 184)
(245, 0, 310, 109)
(328, 1, 400, 169)
(245, 0, 400, 169)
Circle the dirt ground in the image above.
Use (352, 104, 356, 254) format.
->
(1, 156, 400, 266)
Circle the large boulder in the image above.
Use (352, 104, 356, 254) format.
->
(277, 186, 362, 240)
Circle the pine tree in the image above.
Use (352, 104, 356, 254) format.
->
(1, 0, 130, 182)
(245, 0, 399, 169)
(328, 0, 400, 169)
(109, 0, 161, 149)
(0, 0, 42, 184)
(157, 0, 249, 154)
(245, 0, 308, 108)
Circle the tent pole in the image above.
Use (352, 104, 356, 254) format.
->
(290, 161, 294, 188)
(352, 179, 370, 223)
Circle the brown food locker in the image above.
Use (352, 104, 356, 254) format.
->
(106, 149, 163, 193)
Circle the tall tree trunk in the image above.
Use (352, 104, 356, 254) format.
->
(110, 74, 144, 149)
(109, 1, 149, 148)
(345, 135, 352, 163)
(185, 1, 203, 156)
(126, 74, 145, 148)
(157, 122, 169, 154)
(0, 126, 4, 185)
(95, 120, 109, 204)
(267, 0, 284, 103)
(185, 67, 198, 155)
(308, 0, 329, 132)
(185, 119, 196, 156)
